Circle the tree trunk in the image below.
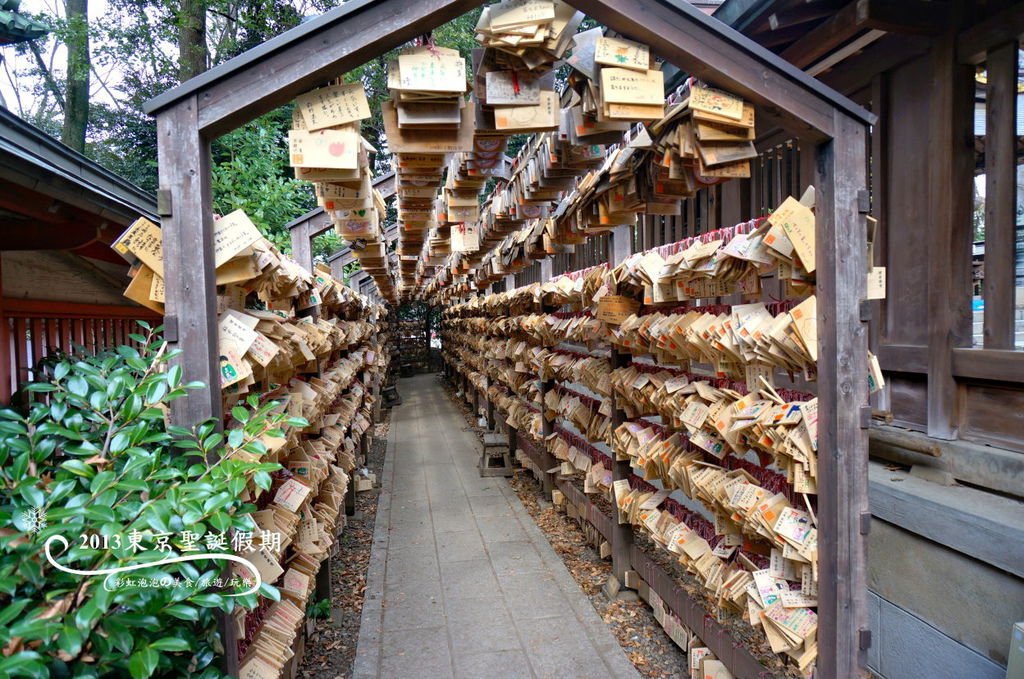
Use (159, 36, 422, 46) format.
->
(178, 0, 207, 81)
(61, 0, 89, 152)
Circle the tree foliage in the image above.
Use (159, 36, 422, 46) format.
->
(0, 326, 308, 678)
(1, 1, 489, 262)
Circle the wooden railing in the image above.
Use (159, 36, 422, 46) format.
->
(1, 299, 162, 403)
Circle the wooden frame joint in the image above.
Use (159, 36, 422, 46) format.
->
(156, 189, 172, 218)
(859, 511, 872, 535)
(860, 406, 872, 429)
(859, 299, 872, 322)
(163, 315, 179, 342)
(857, 189, 870, 213)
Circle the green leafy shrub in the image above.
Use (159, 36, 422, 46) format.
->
(0, 325, 305, 678)
(307, 598, 331, 620)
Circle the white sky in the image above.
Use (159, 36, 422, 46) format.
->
(1, 0, 328, 118)
(0, 0, 155, 117)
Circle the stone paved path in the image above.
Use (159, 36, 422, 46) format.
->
(352, 374, 640, 679)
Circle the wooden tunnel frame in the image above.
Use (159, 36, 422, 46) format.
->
(144, 0, 876, 675)
(285, 170, 396, 274)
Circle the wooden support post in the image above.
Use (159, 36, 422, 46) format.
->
(314, 557, 332, 603)
(344, 470, 356, 517)
(359, 429, 369, 463)
(0, 255, 12, 404)
(610, 224, 633, 266)
(156, 97, 235, 674)
(539, 378, 556, 496)
(290, 220, 313, 272)
(983, 40, 1018, 349)
(157, 97, 222, 430)
(814, 114, 870, 678)
(372, 372, 382, 421)
(926, 29, 975, 439)
(486, 385, 495, 431)
(539, 257, 554, 282)
(608, 348, 634, 585)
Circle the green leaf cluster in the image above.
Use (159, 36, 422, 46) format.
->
(0, 326, 303, 677)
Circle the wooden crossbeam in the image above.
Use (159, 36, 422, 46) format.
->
(769, 2, 839, 31)
(958, 1, 1024, 64)
(156, 0, 481, 136)
(782, 0, 949, 69)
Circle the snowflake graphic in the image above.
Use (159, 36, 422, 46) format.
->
(21, 507, 48, 535)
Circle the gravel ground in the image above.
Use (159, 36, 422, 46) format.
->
(509, 470, 690, 679)
(298, 411, 391, 679)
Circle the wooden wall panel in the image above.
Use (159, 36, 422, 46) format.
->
(962, 383, 1024, 453)
(888, 375, 929, 430)
(1, 251, 130, 306)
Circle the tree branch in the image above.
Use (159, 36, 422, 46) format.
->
(27, 40, 66, 112)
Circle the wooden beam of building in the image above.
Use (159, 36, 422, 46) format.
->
(759, 22, 816, 49)
(149, 0, 481, 137)
(782, 0, 949, 69)
(768, 2, 839, 32)
(147, 0, 872, 140)
(861, 0, 950, 35)
(957, 2, 1024, 65)
(926, 30, 976, 439)
(287, 208, 331, 271)
(290, 220, 313, 272)
(0, 222, 99, 250)
(813, 112, 870, 679)
(570, 0, 873, 138)
(373, 171, 397, 200)
(156, 97, 225, 433)
(982, 40, 1018, 349)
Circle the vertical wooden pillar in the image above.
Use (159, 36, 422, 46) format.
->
(927, 30, 976, 439)
(538, 378, 556, 496)
(983, 40, 1019, 349)
(609, 347, 633, 585)
(539, 257, 554, 282)
(869, 72, 891, 413)
(484, 375, 495, 430)
(0, 254, 11, 404)
(814, 114, 870, 678)
(345, 471, 356, 517)
(359, 426, 370, 459)
(156, 97, 222, 428)
(610, 224, 633, 266)
(314, 559, 333, 603)
(507, 423, 517, 458)
(290, 221, 314, 273)
(156, 97, 234, 672)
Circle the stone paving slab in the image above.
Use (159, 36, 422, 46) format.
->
(353, 374, 640, 679)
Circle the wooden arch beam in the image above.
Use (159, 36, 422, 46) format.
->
(145, 0, 873, 139)
(145, 0, 483, 137)
(289, 171, 398, 271)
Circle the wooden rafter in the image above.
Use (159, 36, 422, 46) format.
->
(769, 2, 839, 32)
(782, 0, 949, 69)
(957, 1, 1024, 64)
